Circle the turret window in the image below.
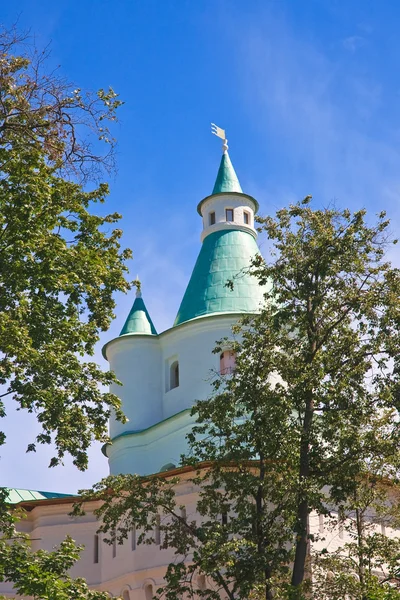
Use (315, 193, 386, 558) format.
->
(144, 584, 153, 600)
(209, 211, 216, 225)
(93, 534, 99, 564)
(220, 351, 236, 375)
(170, 360, 179, 389)
(243, 211, 250, 225)
(225, 208, 234, 222)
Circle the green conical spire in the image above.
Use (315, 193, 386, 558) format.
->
(120, 286, 157, 336)
(212, 152, 243, 194)
(174, 229, 269, 326)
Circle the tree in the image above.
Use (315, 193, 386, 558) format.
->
(0, 25, 131, 469)
(76, 200, 400, 600)
(313, 464, 400, 600)
(0, 24, 130, 599)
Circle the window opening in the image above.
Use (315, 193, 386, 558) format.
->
(220, 351, 236, 375)
(94, 534, 99, 564)
(131, 525, 136, 551)
(170, 361, 179, 389)
(122, 591, 130, 600)
(222, 512, 228, 526)
(225, 208, 234, 222)
(209, 211, 216, 225)
(155, 514, 161, 545)
(243, 211, 250, 225)
(198, 575, 207, 590)
(181, 507, 187, 521)
(112, 530, 116, 558)
(144, 584, 153, 600)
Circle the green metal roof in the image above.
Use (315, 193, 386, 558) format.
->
(174, 229, 269, 326)
(120, 292, 157, 336)
(5, 488, 74, 504)
(212, 152, 243, 194)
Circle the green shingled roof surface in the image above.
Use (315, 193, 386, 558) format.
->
(174, 229, 269, 326)
(212, 152, 243, 194)
(5, 488, 74, 504)
(120, 295, 157, 336)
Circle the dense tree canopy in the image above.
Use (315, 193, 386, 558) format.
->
(0, 26, 131, 469)
(0, 25, 130, 600)
(77, 199, 400, 600)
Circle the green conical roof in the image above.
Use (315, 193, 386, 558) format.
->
(174, 230, 269, 326)
(212, 152, 243, 194)
(120, 291, 157, 336)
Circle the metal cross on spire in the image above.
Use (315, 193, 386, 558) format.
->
(211, 123, 228, 153)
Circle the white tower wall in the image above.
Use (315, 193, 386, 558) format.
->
(160, 314, 237, 419)
(105, 314, 239, 475)
(199, 193, 257, 242)
(107, 336, 162, 439)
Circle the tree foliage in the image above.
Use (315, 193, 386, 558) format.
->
(77, 199, 400, 599)
(0, 24, 129, 600)
(0, 26, 131, 469)
(313, 470, 400, 600)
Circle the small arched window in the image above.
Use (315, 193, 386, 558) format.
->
(220, 351, 236, 375)
(198, 574, 207, 590)
(144, 584, 153, 600)
(209, 211, 216, 225)
(170, 361, 179, 389)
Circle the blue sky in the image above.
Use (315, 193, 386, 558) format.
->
(2, 0, 400, 493)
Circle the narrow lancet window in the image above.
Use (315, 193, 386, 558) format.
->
(170, 361, 179, 389)
(155, 514, 161, 545)
(94, 534, 99, 564)
(209, 211, 216, 225)
(131, 525, 136, 551)
(243, 211, 250, 225)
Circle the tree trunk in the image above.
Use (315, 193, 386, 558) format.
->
(291, 499, 310, 587)
(291, 385, 314, 590)
(356, 508, 368, 600)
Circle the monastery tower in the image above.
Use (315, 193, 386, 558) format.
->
(102, 135, 266, 476)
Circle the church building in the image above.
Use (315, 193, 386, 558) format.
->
(1, 138, 268, 598)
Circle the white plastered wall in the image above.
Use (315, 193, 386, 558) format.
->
(106, 314, 241, 475)
(199, 193, 257, 242)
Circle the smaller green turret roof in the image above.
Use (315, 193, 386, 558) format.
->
(120, 287, 157, 336)
(212, 151, 243, 194)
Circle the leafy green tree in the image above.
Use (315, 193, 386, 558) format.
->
(0, 25, 130, 469)
(0, 24, 129, 599)
(76, 199, 400, 600)
(313, 465, 400, 600)
(0, 531, 112, 600)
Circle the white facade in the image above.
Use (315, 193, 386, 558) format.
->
(104, 314, 240, 475)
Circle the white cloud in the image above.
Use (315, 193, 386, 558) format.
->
(342, 35, 365, 53)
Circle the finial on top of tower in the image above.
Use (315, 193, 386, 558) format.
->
(133, 276, 142, 298)
(211, 123, 228, 153)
